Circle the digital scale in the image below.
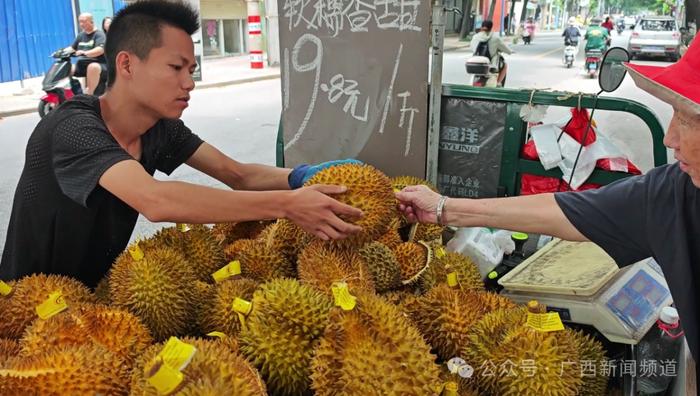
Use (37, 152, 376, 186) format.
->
(498, 239, 673, 345)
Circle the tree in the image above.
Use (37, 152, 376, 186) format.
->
(459, 0, 475, 39)
(687, 0, 700, 27)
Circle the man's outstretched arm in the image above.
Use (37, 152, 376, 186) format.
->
(99, 159, 363, 241)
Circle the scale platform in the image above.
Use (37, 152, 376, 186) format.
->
(499, 239, 672, 344)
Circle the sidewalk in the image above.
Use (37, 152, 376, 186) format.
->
(0, 54, 280, 118)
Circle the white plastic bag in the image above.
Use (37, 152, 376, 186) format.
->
(446, 227, 505, 277)
(530, 124, 563, 170)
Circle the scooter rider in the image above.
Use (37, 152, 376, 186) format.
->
(470, 20, 513, 86)
(563, 17, 581, 47)
(584, 17, 609, 53)
(63, 13, 107, 95)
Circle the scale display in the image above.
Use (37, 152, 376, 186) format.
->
(606, 270, 670, 332)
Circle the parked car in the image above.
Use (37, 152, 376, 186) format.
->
(623, 16, 637, 29)
(628, 16, 681, 61)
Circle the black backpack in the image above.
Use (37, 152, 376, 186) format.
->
(474, 38, 492, 59)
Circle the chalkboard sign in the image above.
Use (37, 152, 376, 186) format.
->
(278, 1, 431, 177)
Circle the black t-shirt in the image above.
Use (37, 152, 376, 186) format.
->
(555, 164, 699, 373)
(71, 30, 107, 64)
(0, 95, 203, 287)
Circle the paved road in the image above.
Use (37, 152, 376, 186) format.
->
(444, 29, 674, 172)
(0, 30, 676, 250)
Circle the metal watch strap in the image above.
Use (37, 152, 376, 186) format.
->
(436, 195, 448, 226)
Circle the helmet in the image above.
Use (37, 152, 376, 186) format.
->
(568, 17, 576, 25)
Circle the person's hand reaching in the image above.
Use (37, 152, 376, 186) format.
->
(395, 185, 444, 224)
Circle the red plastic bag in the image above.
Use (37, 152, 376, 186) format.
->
(520, 108, 640, 195)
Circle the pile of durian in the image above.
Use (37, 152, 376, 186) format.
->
(0, 163, 611, 395)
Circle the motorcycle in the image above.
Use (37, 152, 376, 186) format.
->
(563, 39, 578, 68)
(616, 22, 624, 35)
(38, 49, 81, 118)
(465, 55, 507, 87)
(522, 29, 532, 44)
(584, 49, 604, 78)
(38, 49, 106, 118)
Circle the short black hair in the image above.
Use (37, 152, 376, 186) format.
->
(102, 16, 112, 32)
(105, 0, 200, 87)
(482, 20, 494, 31)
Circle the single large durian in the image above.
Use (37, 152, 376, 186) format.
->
(20, 304, 153, 366)
(130, 337, 266, 396)
(0, 344, 130, 395)
(257, 219, 310, 264)
(419, 250, 484, 293)
(571, 331, 609, 396)
(227, 239, 295, 282)
(239, 278, 333, 396)
(298, 241, 376, 295)
(109, 245, 199, 340)
(407, 285, 515, 361)
(465, 306, 583, 396)
(393, 242, 431, 284)
(0, 274, 95, 339)
(358, 242, 401, 292)
(146, 225, 227, 282)
(304, 164, 395, 247)
(198, 278, 259, 337)
(311, 291, 442, 395)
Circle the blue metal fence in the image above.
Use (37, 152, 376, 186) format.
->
(0, 0, 75, 83)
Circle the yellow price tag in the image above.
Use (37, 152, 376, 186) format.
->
(232, 297, 253, 316)
(527, 312, 565, 332)
(36, 291, 68, 319)
(331, 282, 357, 311)
(0, 280, 12, 296)
(211, 261, 241, 283)
(129, 243, 145, 261)
(446, 272, 458, 287)
(232, 297, 253, 329)
(146, 358, 184, 395)
(436, 247, 447, 259)
(177, 223, 191, 233)
(206, 331, 227, 339)
(443, 382, 458, 396)
(156, 337, 197, 371)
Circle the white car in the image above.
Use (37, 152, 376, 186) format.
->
(628, 16, 681, 61)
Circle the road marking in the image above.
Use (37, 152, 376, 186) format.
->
(534, 47, 563, 58)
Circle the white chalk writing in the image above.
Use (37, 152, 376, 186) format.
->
(320, 74, 369, 121)
(283, 0, 422, 35)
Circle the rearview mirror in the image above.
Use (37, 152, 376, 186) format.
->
(599, 47, 630, 92)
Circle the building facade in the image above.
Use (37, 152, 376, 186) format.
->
(0, 0, 126, 83)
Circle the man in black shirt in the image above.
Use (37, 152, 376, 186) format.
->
(397, 41, 700, 382)
(0, 0, 362, 288)
(66, 13, 107, 95)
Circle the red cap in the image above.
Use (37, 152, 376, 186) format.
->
(625, 40, 700, 116)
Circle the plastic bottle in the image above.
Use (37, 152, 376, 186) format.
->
(636, 306, 684, 395)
